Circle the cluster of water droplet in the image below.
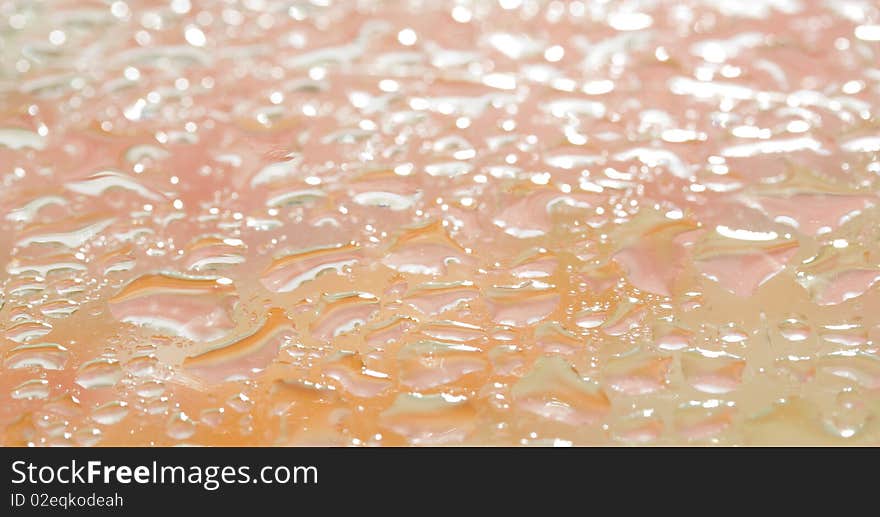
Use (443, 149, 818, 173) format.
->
(1, 0, 880, 445)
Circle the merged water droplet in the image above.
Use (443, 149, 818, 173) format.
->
(2, 0, 880, 445)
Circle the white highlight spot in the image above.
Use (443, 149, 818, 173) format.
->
(855, 25, 880, 41)
(608, 12, 652, 31)
(185, 25, 206, 47)
(716, 225, 778, 241)
(398, 28, 417, 46)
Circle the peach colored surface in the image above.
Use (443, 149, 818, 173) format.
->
(1, 0, 880, 445)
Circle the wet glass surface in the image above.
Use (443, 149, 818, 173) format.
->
(1, 0, 880, 445)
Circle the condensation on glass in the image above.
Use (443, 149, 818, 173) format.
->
(1, 0, 880, 445)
